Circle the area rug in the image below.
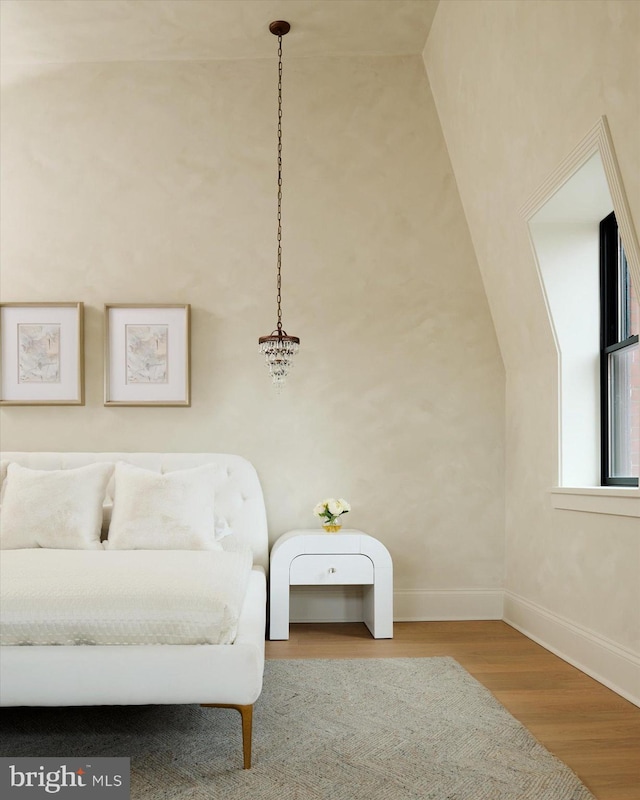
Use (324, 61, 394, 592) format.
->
(0, 658, 594, 799)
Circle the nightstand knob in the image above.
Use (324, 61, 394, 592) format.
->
(328, 567, 336, 574)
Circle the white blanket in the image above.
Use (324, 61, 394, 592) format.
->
(0, 548, 253, 646)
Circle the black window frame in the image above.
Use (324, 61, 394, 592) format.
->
(599, 211, 639, 486)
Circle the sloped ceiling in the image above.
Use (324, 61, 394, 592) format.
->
(0, 0, 439, 63)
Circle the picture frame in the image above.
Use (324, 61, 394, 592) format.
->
(104, 304, 191, 406)
(0, 302, 84, 406)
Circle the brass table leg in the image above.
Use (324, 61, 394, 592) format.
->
(201, 703, 253, 769)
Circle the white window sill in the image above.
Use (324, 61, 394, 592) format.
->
(550, 487, 640, 517)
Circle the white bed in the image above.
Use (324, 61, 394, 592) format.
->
(0, 452, 269, 769)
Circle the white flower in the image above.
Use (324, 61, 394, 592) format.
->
(313, 497, 351, 523)
(327, 498, 343, 516)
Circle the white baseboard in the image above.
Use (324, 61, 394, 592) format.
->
(504, 591, 640, 707)
(289, 586, 504, 623)
(394, 589, 503, 621)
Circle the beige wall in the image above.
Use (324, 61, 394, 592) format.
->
(0, 54, 505, 614)
(424, 0, 640, 674)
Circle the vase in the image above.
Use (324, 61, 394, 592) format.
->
(322, 520, 342, 533)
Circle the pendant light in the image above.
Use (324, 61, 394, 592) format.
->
(258, 20, 300, 388)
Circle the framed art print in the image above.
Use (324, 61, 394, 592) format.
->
(0, 302, 84, 405)
(105, 304, 190, 406)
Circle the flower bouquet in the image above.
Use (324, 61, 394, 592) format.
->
(313, 498, 351, 533)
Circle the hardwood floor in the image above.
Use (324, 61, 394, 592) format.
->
(266, 621, 640, 800)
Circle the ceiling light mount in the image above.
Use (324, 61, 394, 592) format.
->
(269, 20, 291, 37)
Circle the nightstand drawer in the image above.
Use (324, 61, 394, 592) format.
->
(289, 554, 374, 585)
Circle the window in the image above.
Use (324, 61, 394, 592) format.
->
(600, 211, 640, 486)
(525, 122, 640, 513)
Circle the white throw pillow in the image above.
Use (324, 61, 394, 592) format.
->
(101, 502, 233, 540)
(0, 462, 113, 550)
(106, 462, 223, 550)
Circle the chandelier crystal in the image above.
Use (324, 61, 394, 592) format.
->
(259, 331, 300, 388)
(258, 20, 299, 389)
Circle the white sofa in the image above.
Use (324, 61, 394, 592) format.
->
(0, 452, 269, 769)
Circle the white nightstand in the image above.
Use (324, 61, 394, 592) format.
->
(269, 528, 393, 640)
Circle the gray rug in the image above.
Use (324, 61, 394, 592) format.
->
(1, 658, 594, 799)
